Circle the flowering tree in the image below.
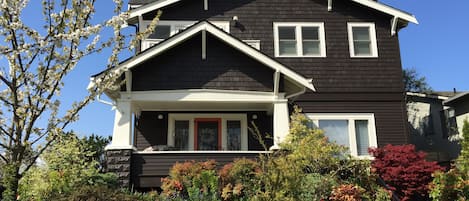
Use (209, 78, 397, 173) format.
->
(0, 0, 160, 199)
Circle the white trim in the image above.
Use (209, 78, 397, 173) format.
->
(127, 0, 183, 20)
(105, 145, 137, 151)
(306, 113, 378, 158)
(243, 40, 261, 50)
(125, 71, 132, 95)
(406, 92, 449, 100)
(135, 150, 271, 154)
(273, 22, 326, 58)
(273, 70, 280, 97)
(126, 0, 418, 25)
(202, 30, 207, 60)
(328, 0, 333, 11)
(391, 16, 399, 36)
(167, 113, 248, 151)
(347, 22, 378, 58)
(350, 0, 418, 24)
(94, 21, 315, 92)
(120, 89, 285, 103)
(204, 0, 208, 10)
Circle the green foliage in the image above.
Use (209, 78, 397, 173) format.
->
(2, 164, 20, 201)
(80, 134, 112, 171)
(187, 170, 220, 201)
(403, 68, 432, 93)
(329, 184, 368, 201)
(430, 119, 469, 201)
(219, 158, 260, 201)
(18, 133, 119, 200)
(457, 119, 469, 175)
(161, 160, 219, 200)
(50, 185, 160, 201)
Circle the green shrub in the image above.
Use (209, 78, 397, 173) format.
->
(430, 119, 469, 201)
(219, 158, 260, 201)
(161, 160, 219, 200)
(329, 184, 368, 201)
(51, 185, 160, 201)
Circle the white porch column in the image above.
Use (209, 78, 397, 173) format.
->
(271, 100, 289, 150)
(106, 100, 135, 150)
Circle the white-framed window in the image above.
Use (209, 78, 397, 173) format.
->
(273, 22, 326, 57)
(306, 113, 378, 158)
(140, 20, 230, 51)
(167, 113, 248, 151)
(347, 22, 378, 58)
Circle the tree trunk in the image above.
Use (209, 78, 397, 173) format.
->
(2, 164, 21, 201)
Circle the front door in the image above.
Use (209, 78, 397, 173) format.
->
(194, 118, 221, 150)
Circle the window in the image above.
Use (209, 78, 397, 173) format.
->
(273, 22, 326, 57)
(141, 20, 230, 51)
(347, 22, 378, 57)
(174, 120, 189, 150)
(306, 113, 378, 157)
(167, 114, 247, 151)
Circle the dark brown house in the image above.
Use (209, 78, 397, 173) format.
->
(90, 0, 418, 189)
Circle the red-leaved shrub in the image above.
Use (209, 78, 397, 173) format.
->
(369, 144, 443, 201)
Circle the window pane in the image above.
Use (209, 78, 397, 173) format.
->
(279, 41, 297, 55)
(278, 27, 296, 40)
(302, 27, 319, 40)
(227, 121, 241, 150)
(174, 121, 189, 150)
(355, 120, 370, 156)
(352, 27, 370, 41)
(148, 25, 171, 39)
(303, 41, 320, 55)
(197, 121, 219, 150)
(319, 120, 350, 147)
(354, 41, 371, 55)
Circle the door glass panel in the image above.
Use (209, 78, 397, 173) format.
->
(355, 120, 370, 156)
(319, 120, 350, 148)
(227, 121, 241, 150)
(174, 120, 189, 150)
(197, 121, 219, 150)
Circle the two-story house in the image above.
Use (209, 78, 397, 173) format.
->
(89, 0, 418, 189)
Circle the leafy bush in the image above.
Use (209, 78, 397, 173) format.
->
(370, 144, 443, 201)
(329, 184, 367, 201)
(161, 160, 219, 200)
(19, 134, 119, 200)
(219, 158, 260, 201)
(430, 119, 469, 201)
(50, 185, 160, 201)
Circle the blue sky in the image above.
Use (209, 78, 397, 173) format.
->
(19, 0, 468, 137)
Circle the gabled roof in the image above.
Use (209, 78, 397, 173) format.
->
(444, 92, 469, 106)
(126, 0, 418, 25)
(91, 21, 316, 91)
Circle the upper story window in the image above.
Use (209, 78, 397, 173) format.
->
(140, 20, 230, 51)
(273, 22, 326, 57)
(306, 113, 378, 158)
(347, 22, 378, 58)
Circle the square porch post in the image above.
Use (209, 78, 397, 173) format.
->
(271, 100, 289, 150)
(105, 99, 135, 188)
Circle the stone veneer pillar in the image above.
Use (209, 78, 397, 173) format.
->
(105, 149, 133, 188)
